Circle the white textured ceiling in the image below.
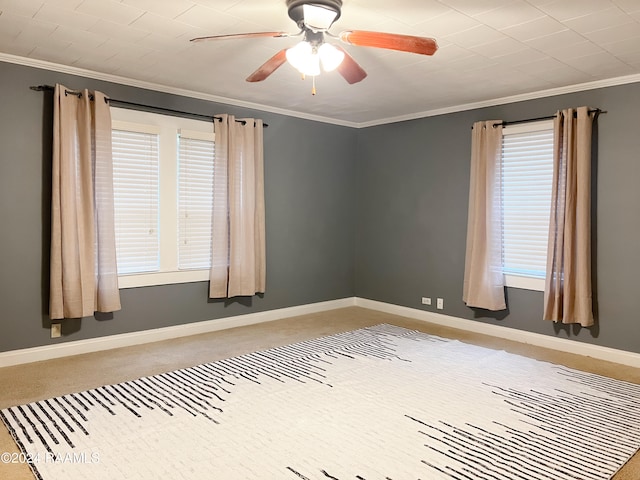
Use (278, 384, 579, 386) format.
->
(1, 0, 640, 126)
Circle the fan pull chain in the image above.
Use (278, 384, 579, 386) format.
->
(299, 73, 317, 95)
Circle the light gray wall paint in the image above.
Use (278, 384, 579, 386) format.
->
(355, 82, 640, 354)
(0, 62, 356, 352)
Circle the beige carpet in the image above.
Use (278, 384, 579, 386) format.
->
(1, 307, 639, 479)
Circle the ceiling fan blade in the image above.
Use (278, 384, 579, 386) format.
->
(339, 30, 438, 56)
(191, 32, 289, 42)
(246, 49, 289, 82)
(335, 47, 367, 84)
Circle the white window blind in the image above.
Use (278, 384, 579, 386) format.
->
(178, 130, 215, 270)
(110, 108, 216, 288)
(501, 121, 554, 281)
(112, 127, 160, 275)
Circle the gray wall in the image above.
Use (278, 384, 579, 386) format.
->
(0, 61, 356, 352)
(2, 59, 639, 356)
(355, 82, 640, 354)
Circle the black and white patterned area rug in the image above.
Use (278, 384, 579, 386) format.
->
(2, 324, 639, 480)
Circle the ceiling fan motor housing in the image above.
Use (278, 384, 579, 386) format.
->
(286, 0, 343, 29)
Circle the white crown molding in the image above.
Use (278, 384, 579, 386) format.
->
(4, 52, 640, 129)
(358, 73, 640, 128)
(0, 53, 359, 128)
(355, 298, 640, 368)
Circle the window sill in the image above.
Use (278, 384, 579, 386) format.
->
(118, 269, 209, 289)
(504, 274, 545, 292)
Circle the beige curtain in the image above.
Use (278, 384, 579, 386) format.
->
(463, 120, 506, 311)
(544, 107, 594, 326)
(50, 84, 121, 319)
(209, 114, 266, 298)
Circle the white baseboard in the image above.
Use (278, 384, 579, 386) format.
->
(0, 298, 357, 368)
(2, 296, 638, 369)
(355, 298, 640, 368)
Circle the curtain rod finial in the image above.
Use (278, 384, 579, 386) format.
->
(30, 85, 54, 92)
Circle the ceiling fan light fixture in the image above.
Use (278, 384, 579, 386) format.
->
(196, 0, 435, 87)
(286, 41, 321, 76)
(318, 43, 344, 72)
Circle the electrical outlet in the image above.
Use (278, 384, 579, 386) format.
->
(51, 323, 61, 338)
(436, 298, 444, 310)
(421, 297, 431, 305)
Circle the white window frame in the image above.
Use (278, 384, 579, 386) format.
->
(501, 119, 554, 292)
(111, 107, 215, 289)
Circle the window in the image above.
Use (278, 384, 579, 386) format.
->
(112, 126, 160, 275)
(111, 108, 215, 288)
(500, 120, 554, 291)
(177, 132, 215, 270)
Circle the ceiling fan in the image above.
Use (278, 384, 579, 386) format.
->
(190, 0, 438, 93)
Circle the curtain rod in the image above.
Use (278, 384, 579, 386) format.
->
(491, 108, 605, 128)
(30, 85, 268, 127)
